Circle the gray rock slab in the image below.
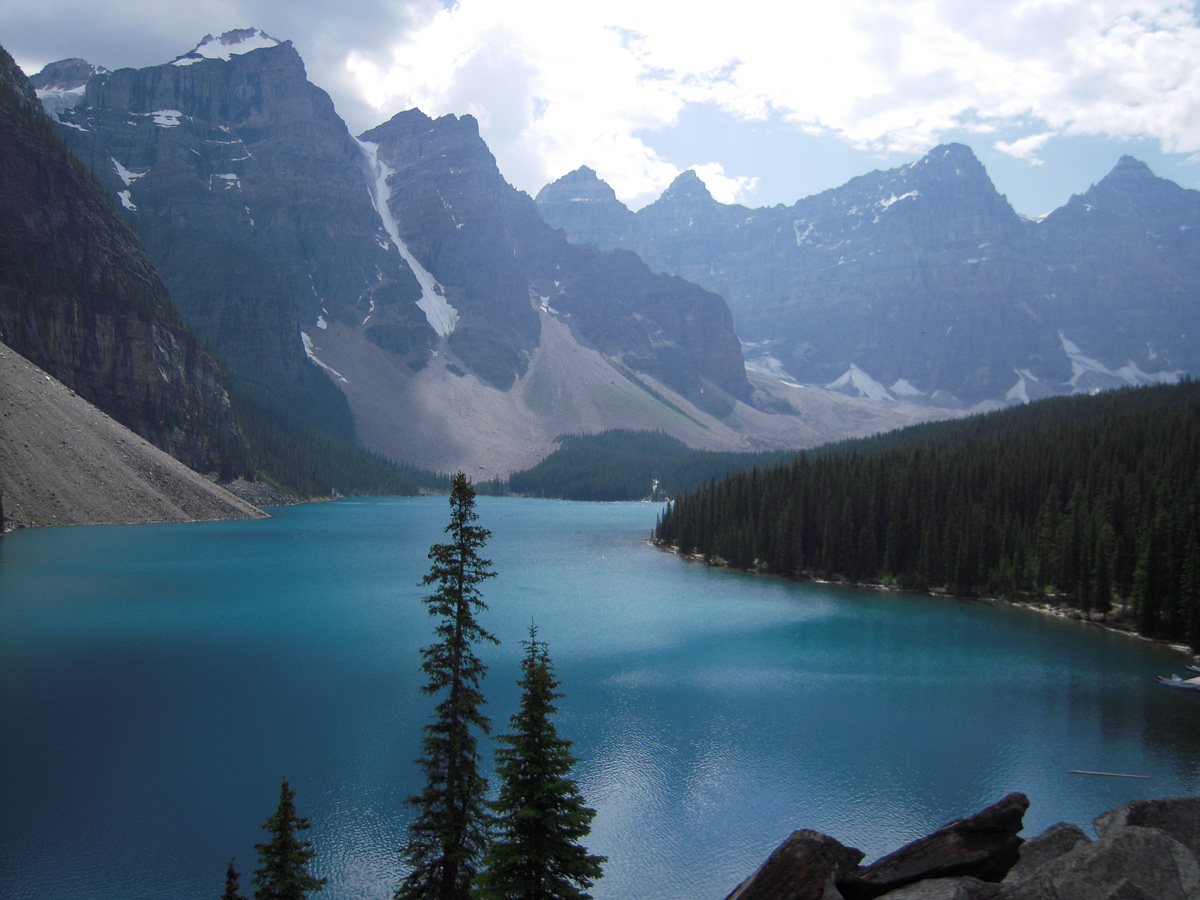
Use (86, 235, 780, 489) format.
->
(996, 825, 1200, 900)
(840, 793, 1029, 900)
(1094, 796, 1200, 857)
(875, 876, 1001, 899)
(1001, 822, 1090, 888)
(726, 830, 865, 900)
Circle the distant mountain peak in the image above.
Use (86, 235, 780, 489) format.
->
(28, 58, 107, 91)
(29, 58, 108, 120)
(1112, 155, 1154, 177)
(173, 28, 281, 65)
(661, 169, 714, 203)
(535, 166, 622, 205)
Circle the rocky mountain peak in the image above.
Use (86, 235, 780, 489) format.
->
(174, 28, 281, 64)
(28, 57, 106, 91)
(535, 166, 622, 205)
(659, 169, 715, 204)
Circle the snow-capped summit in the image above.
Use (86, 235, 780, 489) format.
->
(172, 28, 280, 65)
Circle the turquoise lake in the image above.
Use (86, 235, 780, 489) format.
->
(2, 497, 1199, 900)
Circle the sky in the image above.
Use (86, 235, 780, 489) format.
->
(5, 0, 1200, 217)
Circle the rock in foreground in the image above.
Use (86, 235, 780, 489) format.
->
(728, 795, 1200, 900)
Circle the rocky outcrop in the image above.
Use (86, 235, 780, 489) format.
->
(0, 43, 246, 475)
(537, 146, 1199, 406)
(726, 795, 1200, 900)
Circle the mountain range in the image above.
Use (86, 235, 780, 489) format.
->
(20, 29, 940, 478)
(538, 147, 1199, 406)
(8, 28, 1199, 487)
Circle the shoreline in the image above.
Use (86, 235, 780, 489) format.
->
(651, 539, 1198, 661)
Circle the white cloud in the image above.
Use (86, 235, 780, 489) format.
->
(336, 0, 1200, 207)
(690, 163, 760, 206)
(994, 132, 1054, 163)
(6, 0, 1198, 210)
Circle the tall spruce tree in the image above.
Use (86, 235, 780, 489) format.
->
(221, 858, 248, 900)
(397, 472, 499, 900)
(476, 625, 605, 900)
(251, 778, 326, 900)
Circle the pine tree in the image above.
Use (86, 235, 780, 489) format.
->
(477, 625, 605, 900)
(251, 779, 326, 900)
(222, 858, 248, 900)
(397, 472, 499, 900)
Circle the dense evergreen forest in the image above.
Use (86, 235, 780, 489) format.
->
(230, 381, 448, 498)
(488, 430, 796, 501)
(654, 382, 1200, 647)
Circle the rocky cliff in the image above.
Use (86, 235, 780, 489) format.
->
(537, 146, 1199, 406)
(0, 43, 246, 475)
(40, 31, 412, 437)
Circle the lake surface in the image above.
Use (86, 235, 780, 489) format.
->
(2, 497, 1199, 900)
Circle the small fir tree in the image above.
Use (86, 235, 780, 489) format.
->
(221, 858, 248, 900)
(397, 472, 499, 900)
(477, 625, 605, 900)
(252, 778, 326, 900)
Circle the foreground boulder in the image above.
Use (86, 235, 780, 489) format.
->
(995, 825, 1199, 900)
(839, 793, 1028, 900)
(725, 831, 864, 900)
(728, 795, 1200, 900)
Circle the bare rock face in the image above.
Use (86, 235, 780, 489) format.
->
(839, 793, 1029, 900)
(724, 830, 864, 900)
(0, 42, 246, 476)
(362, 108, 750, 407)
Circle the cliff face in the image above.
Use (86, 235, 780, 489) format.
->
(0, 44, 245, 475)
(49, 34, 428, 412)
(364, 109, 748, 406)
(538, 145, 1199, 405)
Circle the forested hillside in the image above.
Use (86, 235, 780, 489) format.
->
(654, 382, 1200, 647)
(494, 430, 797, 501)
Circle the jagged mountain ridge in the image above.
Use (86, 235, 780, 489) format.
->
(537, 146, 1199, 405)
(35, 31, 777, 473)
(0, 42, 246, 476)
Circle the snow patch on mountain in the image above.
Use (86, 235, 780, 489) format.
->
(889, 379, 925, 398)
(111, 157, 143, 187)
(1060, 332, 1180, 392)
(301, 332, 347, 383)
(175, 29, 280, 64)
(826, 364, 895, 402)
(356, 137, 459, 338)
(879, 191, 918, 210)
(150, 110, 182, 127)
(36, 84, 88, 120)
